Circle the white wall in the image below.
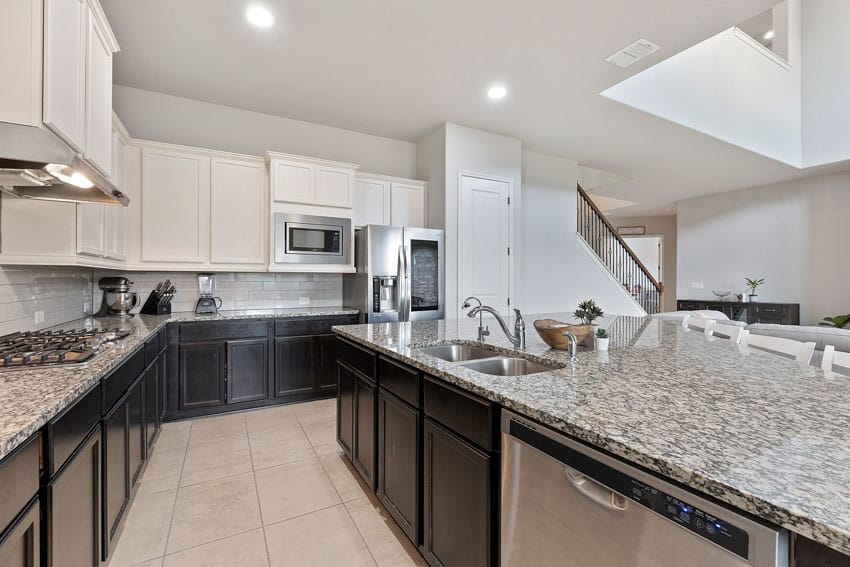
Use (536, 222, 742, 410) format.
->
(602, 0, 802, 167)
(521, 150, 645, 317)
(801, 0, 850, 167)
(677, 170, 850, 324)
(416, 124, 446, 230)
(113, 86, 417, 178)
(611, 215, 678, 312)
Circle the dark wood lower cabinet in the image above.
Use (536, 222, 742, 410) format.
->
(378, 389, 420, 544)
(179, 341, 226, 410)
(102, 394, 130, 560)
(227, 338, 269, 404)
(423, 417, 491, 567)
(353, 374, 377, 490)
(128, 379, 145, 489)
(317, 334, 339, 394)
(337, 364, 355, 457)
(0, 498, 39, 567)
(274, 336, 316, 399)
(144, 362, 159, 452)
(44, 427, 101, 567)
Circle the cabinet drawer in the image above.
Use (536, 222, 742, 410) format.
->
(158, 327, 167, 351)
(755, 305, 787, 316)
(179, 320, 269, 342)
(45, 383, 102, 477)
(274, 315, 358, 337)
(0, 435, 39, 534)
(103, 348, 145, 411)
(677, 301, 705, 311)
(424, 376, 495, 451)
(337, 338, 376, 380)
(378, 356, 420, 407)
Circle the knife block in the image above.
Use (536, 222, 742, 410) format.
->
(140, 292, 171, 315)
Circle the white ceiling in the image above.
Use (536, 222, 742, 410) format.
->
(101, 0, 836, 216)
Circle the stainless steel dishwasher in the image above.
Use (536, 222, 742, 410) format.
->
(501, 410, 789, 567)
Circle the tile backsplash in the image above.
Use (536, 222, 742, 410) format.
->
(0, 267, 92, 336)
(93, 271, 343, 314)
(0, 267, 344, 336)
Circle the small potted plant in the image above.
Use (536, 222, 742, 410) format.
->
(595, 328, 609, 351)
(820, 314, 850, 329)
(571, 299, 604, 346)
(745, 277, 765, 303)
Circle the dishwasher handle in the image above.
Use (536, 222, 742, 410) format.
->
(566, 467, 629, 512)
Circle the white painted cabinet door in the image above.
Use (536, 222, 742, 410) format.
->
(76, 203, 105, 257)
(105, 130, 127, 260)
(390, 182, 425, 227)
(271, 160, 314, 204)
(140, 148, 210, 263)
(315, 166, 353, 208)
(210, 157, 265, 265)
(0, 0, 42, 126)
(459, 175, 511, 313)
(353, 178, 389, 227)
(43, 0, 87, 151)
(84, 12, 113, 176)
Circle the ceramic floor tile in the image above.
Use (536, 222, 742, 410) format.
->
(126, 559, 163, 567)
(162, 528, 269, 567)
(167, 472, 262, 554)
(245, 405, 299, 434)
(137, 446, 186, 495)
(107, 489, 177, 567)
(301, 419, 337, 448)
(154, 422, 192, 451)
(319, 450, 368, 502)
(265, 505, 375, 567)
(312, 441, 346, 457)
(188, 412, 247, 445)
(180, 435, 252, 486)
(248, 424, 314, 470)
(291, 398, 336, 426)
(255, 457, 341, 525)
(345, 496, 427, 567)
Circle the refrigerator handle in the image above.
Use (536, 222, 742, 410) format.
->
(398, 244, 409, 322)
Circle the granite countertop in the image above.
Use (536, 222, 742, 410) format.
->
(333, 314, 850, 555)
(0, 307, 358, 462)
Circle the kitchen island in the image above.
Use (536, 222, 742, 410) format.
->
(333, 314, 850, 564)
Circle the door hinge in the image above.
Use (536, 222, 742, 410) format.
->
(507, 196, 511, 205)
(507, 297, 511, 306)
(507, 246, 510, 256)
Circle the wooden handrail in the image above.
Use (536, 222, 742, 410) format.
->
(576, 184, 664, 294)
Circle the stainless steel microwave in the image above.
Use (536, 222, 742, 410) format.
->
(274, 213, 352, 265)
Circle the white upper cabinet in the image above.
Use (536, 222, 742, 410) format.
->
(140, 146, 211, 264)
(43, 0, 118, 173)
(76, 203, 105, 257)
(0, 0, 42, 126)
(353, 173, 426, 228)
(267, 152, 357, 209)
(84, 9, 114, 176)
(210, 157, 266, 265)
(43, 0, 87, 151)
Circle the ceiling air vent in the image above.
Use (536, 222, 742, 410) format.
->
(605, 39, 660, 68)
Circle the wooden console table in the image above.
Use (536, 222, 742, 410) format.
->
(677, 299, 800, 325)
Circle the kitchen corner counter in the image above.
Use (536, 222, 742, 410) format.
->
(332, 314, 850, 556)
(0, 307, 357, 463)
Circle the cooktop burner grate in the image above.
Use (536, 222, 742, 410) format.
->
(0, 328, 131, 369)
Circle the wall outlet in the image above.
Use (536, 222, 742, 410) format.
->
(691, 282, 704, 289)
(299, 297, 311, 306)
(34, 310, 45, 324)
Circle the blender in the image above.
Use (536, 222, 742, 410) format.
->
(195, 273, 223, 314)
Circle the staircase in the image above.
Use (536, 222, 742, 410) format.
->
(577, 184, 663, 314)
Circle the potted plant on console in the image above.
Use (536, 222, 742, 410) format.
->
(595, 328, 609, 351)
(745, 277, 765, 303)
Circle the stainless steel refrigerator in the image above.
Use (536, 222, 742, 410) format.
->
(343, 225, 445, 323)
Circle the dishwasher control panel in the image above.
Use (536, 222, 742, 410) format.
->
(628, 479, 749, 559)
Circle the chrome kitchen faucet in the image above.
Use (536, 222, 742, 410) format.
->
(463, 299, 526, 350)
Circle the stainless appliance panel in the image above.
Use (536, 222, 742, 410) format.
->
(501, 410, 788, 567)
(365, 225, 403, 277)
(274, 213, 352, 265)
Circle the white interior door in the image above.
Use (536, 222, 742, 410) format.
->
(623, 236, 663, 282)
(459, 175, 511, 314)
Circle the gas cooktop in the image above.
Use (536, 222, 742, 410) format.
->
(0, 328, 131, 369)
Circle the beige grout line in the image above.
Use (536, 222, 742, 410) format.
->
(245, 412, 273, 567)
(160, 421, 192, 561)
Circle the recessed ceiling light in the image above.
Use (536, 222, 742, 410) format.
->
(487, 85, 507, 100)
(763, 29, 774, 40)
(246, 5, 274, 28)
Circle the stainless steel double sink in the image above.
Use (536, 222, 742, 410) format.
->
(414, 344, 562, 376)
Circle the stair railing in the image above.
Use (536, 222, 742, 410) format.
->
(576, 184, 663, 314)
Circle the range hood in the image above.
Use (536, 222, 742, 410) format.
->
(0, 122, 129, 206)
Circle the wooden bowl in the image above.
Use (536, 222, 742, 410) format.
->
(533, 320, 595, 349)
